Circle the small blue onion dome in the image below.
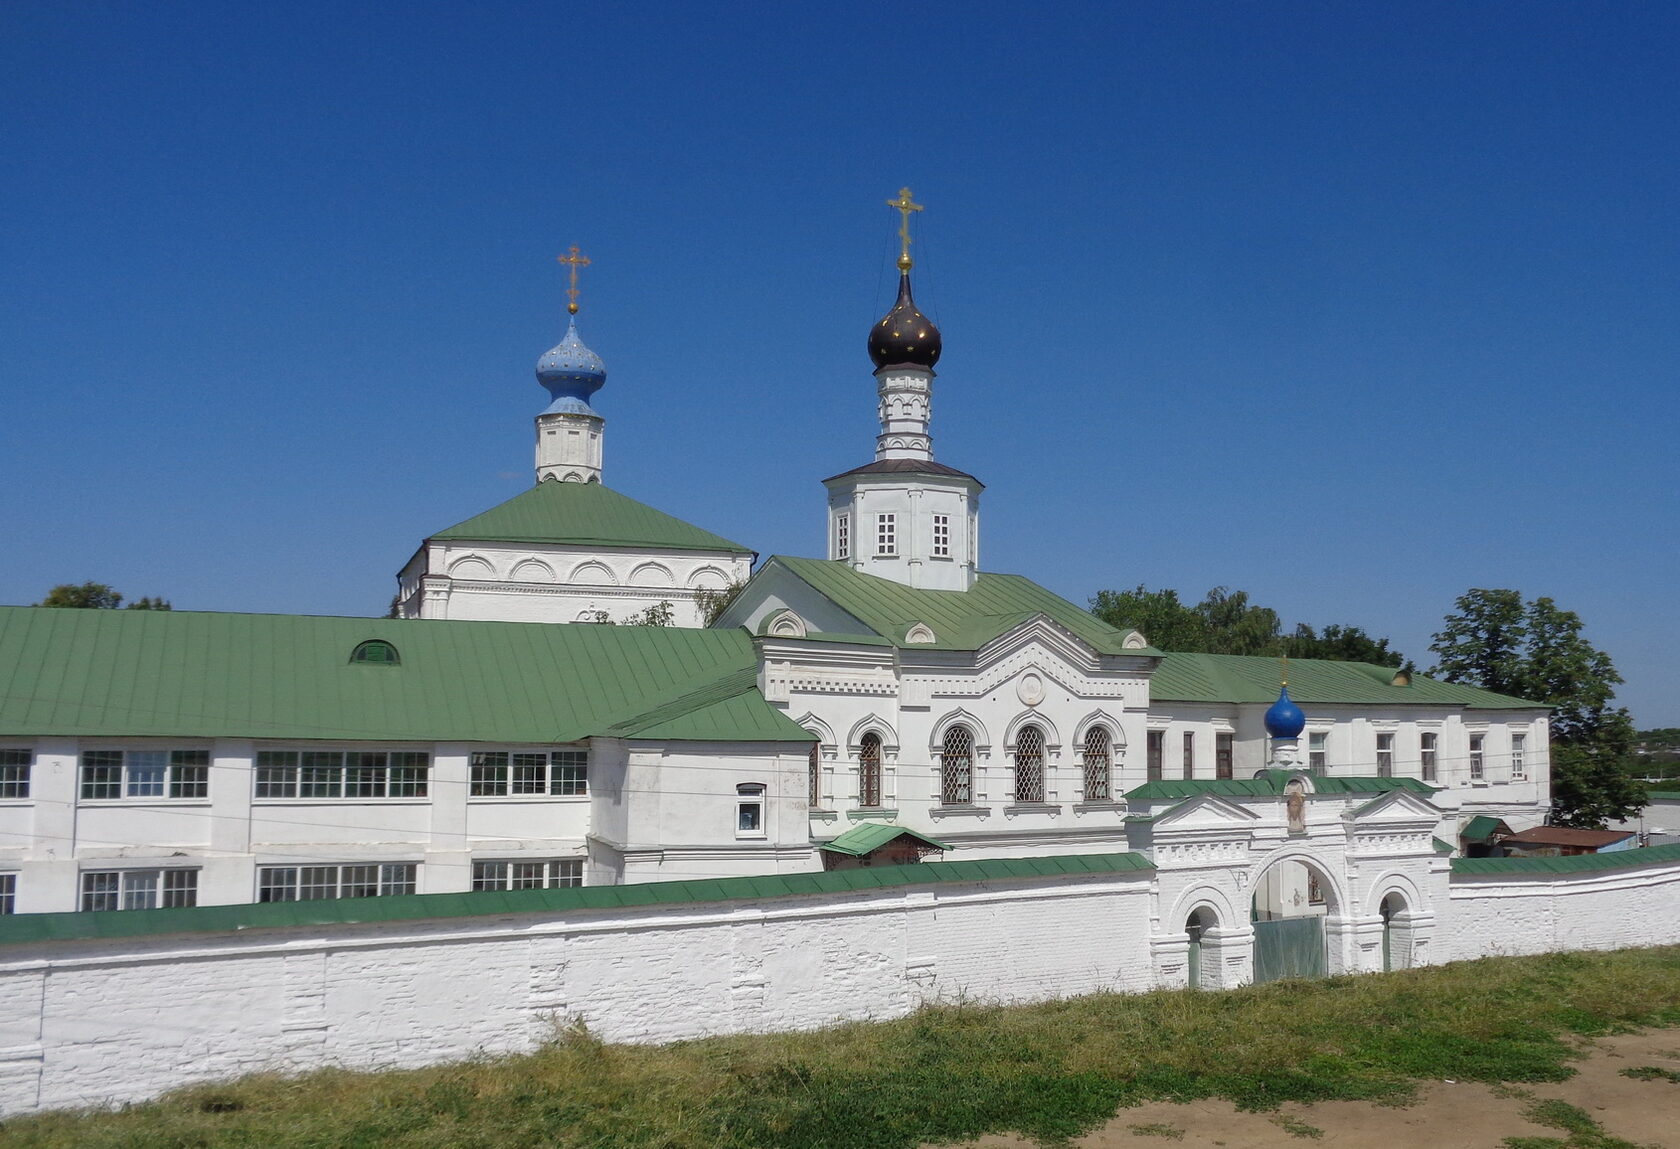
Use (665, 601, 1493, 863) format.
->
(868, 272, 942, 369)
(1264, 686, 1306, 739)
(536, 319, 606, 416)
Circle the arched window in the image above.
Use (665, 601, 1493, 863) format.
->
(1082, 726, 1111, 802)
(806, 740, 821, 809)
(858, 733, 882, 808)
(940, 726, 973, 806)
(1014, 724, 1045, 804)
(350, 640, 399, 665)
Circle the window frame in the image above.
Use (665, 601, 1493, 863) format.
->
(835, 513, 850, 560)
(931, 513, 951, 558)
(1215, 732, 1234, 781)
(79, 749, 209, 802)
(1510, 732, 1527, 779)
(0, 873, 13, 915)
(1420, 731, 1438, 782)
(1013, 724, 1046, 804)
(1469, 733, 1486, 781)
(1182, 731, 1195, 778)
(735, 783, 766, 838)
(468, 749, 587, 798)
(471, 858, 583, 891)
(1081, 726, 1112, 802)
(256, 749, 432, 800)
(257, 862, 417, 903)
(1308, 731, 1328, 773)
(0, 750, 30, 800)
(875, 513, 897, 557)
(940, 725, 974, 805)
(80, 867, 198, 912)
(1375, 732, 1395, 778)
(857, 733, 883, 808)
(1146, 730, 1164, 782)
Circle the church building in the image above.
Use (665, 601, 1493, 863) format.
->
(0, 193, 1551, 914)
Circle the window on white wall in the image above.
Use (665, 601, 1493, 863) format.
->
(875, 513, 896, 556)
(256, 750, 429, 799)
(858, 733, 883, 808)
(469, 750, 586, 797)
(941, 726, 974, 804)
(1511, 733, 1527, 778)
(0, 750, 29, 799)
(836, 514, 850, 559)
(471, 859, 582, 890)
(1308, 732, 1328, 773)
(81, 868, 197, 912)
(81, 750, 209, 801)
(1376, 732, 1394, 778)
(1182, 731, 1196, 778)
(0, 874, 13, 914)
(1013, 725, 1046, 803)
(1082, 727, 1111, 801)
(932, 514, 950, 557)
(1215, 732, 1234, 780)
(736, 783, 766, 836)
(1469, 734, 1486, 780)
(258, 863, 416, 903)
(1420, 732, 1438, 781)
(1146, 731, 1164, 781)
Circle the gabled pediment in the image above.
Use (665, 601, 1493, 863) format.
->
(1148, 792, 1263, 830)
(974, 614, 1103, 672)
(1348, 788, 1444, 824)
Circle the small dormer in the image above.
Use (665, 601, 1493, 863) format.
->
(350, 639, 400, 666)
(763, 609, 808, 639)
(904, 622, 937, 644)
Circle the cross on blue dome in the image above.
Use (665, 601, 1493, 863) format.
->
(1264, 685, 1306, 739)
(536, 318, 606, 417)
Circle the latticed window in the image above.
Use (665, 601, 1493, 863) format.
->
(807, 740, 821, 808)
(858, 733, 882, 808)
(1082, 726, 1111, 801)
(1013, 725, 1045, 804)
(876, 513, 896, 556)
(836, 514, 849, 559)
(940, 726, 973, 805)
(932, 514, 950, 557)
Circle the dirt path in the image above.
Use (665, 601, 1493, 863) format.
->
(933, 1028, 1680, 1148)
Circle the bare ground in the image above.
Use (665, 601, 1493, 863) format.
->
(932, 1027, 1680, 1149)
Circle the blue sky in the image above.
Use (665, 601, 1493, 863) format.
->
(3, 3, 1676, 725)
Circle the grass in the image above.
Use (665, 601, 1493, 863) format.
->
(4, 947, 1680, 1149)
(1502, 1098, 1647, 1149)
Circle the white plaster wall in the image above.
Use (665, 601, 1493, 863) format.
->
(1441, 860, 1680, 961)
(0, 868, 1156, 1115)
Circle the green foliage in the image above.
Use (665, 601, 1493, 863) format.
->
(1503, 1098, 1642, 1149)
(8, 947, 1680, 1149)
(620, 601, 675, 627)
(1089, 585, 1403, 666)
(1430, 589, 1640, 828)
(1620, 1065, 1680, 1083)
(35, 583, 171, 610)
(696, 580, 746, 627)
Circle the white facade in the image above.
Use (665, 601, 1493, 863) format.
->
(534, 408, 604, 484)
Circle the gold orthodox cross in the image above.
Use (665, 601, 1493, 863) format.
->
(887, 187, 923, 271)
(557, 245, 591, 314)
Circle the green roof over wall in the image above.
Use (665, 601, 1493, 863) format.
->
(818, 822, 952, 856)
(0, 852, 1155, 948)
(1126, 774, 1438, 800)
(1451, 842, 1680, 875)
(1151, 651, 1541, 710)
(1461, 815, 1509, 842)
(431, 478, 752, 554)
(764, 556, 1157, 655)
(0, 606, 809, 744)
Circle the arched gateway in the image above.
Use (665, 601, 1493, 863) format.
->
(1250, 856, 1336, 983)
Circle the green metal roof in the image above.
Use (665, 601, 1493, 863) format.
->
(1647, 791, 1680, 802)
(0, 852, 1155, 948)
(1126, 774, 1437, 801)
(1150, 651, 1542, 710)
(431, 478, 752, 554)
(1452, 842, 1680, 875)
(0, 606, 809, 744)
(764, 556, 1157, 655)
(1433, 836, 1456, 855)
(818, 822, 952, 857)
(1461, 815, 1509, 842)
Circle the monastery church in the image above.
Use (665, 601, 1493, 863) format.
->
(0, 194, 1553, 980)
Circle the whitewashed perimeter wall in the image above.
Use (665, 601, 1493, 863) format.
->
(1441, 859, 1680, 962)
(0, 870, 1155, 1116)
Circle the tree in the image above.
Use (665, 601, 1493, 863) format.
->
(695, 580, 745, 628)
(36, 583, 171, 610)
(1090, 585, 1403, 667)
(620, 601, 674, 627)
(1429, 588, 1641, 828)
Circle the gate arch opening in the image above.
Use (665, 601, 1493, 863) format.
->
(1251, 857, 1336, 983)
(1185, 906, 1218, 990)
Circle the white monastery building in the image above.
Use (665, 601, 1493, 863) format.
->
(0, 195, 1552, 919)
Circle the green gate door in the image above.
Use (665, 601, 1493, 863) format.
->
(1253, 915, 1326, 983)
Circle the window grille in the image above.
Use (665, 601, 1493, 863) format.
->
(1082, 727, 1111, 801)
(932, 514, 950, 557)
(1420, 732, 1438, 781)
(350, 639, 399, 665)
(472, 858, 582, 891)
(1469, 734, 1485, 780)
(858, 733, 882, 808)
(1014, 725, 1045, 803)
(876, 513, 896, 556)
(1146, 731, 1164, 781)
(1376, 733, 1394, 778)
(1308, 732, 1328, 773)
(836, 514, 849, 559)
(0, 750, 28, 799)
(940, 726, 973, 805)
(1215, 732, 1234, 780)
(807, 741, 821, 808)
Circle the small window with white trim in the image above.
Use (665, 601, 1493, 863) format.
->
(736, 783, 766, 836)
(1420, 732, 1438, 781)
(469, 750, 587, 797)
(472, 858, 582, 890)
(1510, 733, 1527, 779)
(932, 514, 950, 557)
(836, 514, 850, 559)
(0, 750, 30, 799)
(81, 750, 208, 801)
(876, 513, 896, 556)
(1376, 732, 1394, 777)
(257, 863, 416, 902)
(1308, 732, 1328, 773)
(80, 868, 197, 911)
(0, 874, 15, 914)
(1469, 733, 1486, 780)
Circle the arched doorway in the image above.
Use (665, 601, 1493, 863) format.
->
(1185, 907, 1217, 989)
(1380, 892, 1407, 972)
(1251, 857, 1333, 983)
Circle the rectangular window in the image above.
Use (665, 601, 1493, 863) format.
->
(80, 750, 209, 801)
(80, 868, 197, 912)
(932, 514, 950, 557)
(876, 513, 896, 556)
(835, 514, 849, 559)
(1511, 733, 1527, 778)
(1469, 734, 1485, 780)
(1376, 732, 1394, 778)
(469, 750, 587, 797)
(0, 874, 14, 914)
(257, 863, 416, 903)
(1308, 732, 1327, 773)
(471, 858, 583, 891)
(736, 783, 765, 836)
(1420, 732, 1438, 782)
(1182, 731, 1195, 778)
(0, 750, 31, 799)
(1215, 733, 1234, 780)
(1147, 731, 1164, 781)
(254, 750, 430, 800)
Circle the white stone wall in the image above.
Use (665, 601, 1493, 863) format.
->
(0, 867, 1155, 1115)
(1441, 861, 1680, 961)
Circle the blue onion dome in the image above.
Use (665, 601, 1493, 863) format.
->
(1264, 686, 1306, 739)
(868, 272, 942, 369)
(536, 318, 606, 415)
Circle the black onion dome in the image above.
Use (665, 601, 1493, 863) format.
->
(868, 273, 942, 369)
